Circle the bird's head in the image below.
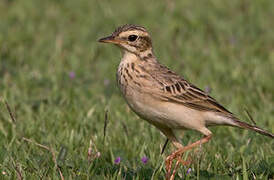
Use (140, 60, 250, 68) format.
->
(98, 24, 153, 56)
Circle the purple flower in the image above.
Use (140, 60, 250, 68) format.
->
(114, 157, 121, 164)
(141, 156, 149, 164)
(186, 168, 191, 174)
(69, 71, 75, 79)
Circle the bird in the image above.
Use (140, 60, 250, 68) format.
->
(98, 24, 274, 180)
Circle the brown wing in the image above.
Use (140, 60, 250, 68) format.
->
(146, 63, 234, 117)
(164, 80, 233, 115)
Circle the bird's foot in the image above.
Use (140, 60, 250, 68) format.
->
(165, 148, 191, 180)
(165, 135, 212, 180)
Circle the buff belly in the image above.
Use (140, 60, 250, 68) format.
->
(123, 90, 207, 132)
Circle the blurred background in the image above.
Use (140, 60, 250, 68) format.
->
(0, 0, 273, 179)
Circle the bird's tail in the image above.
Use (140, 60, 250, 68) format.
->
(232, 119, 274, 138)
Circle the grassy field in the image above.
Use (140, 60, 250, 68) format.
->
(0, 0, 274, 179)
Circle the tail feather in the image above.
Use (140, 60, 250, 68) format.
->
(233, 119, 274, 138)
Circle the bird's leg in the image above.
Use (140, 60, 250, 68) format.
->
(170, 135, 212, 160)
(166, 135, 212, 180)
(169, 155, 191, 180)
(157, 127, 184, 180)
(165, 135, 190, 180)
(165, 150, 191, 180)
(165, 143, 182, 180)
(158, 127, 195, 180)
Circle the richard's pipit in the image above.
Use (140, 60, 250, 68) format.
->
(98, 24, 273, 180)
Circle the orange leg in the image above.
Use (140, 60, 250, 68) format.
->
(165, 135, 212, 180)
(165, 154, 191, 180)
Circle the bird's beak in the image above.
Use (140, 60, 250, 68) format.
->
(98, 35, 120, 44)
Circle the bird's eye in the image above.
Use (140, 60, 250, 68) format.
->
(128, 35, 138, 42)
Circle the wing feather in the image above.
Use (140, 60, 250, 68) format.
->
(143, 63, 234, 117)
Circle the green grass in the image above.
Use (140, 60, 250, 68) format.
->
(0, 0, 274, 179)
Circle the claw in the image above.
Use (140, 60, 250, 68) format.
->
(165, 151, 191, 180)
(165, 135, 212, 180)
